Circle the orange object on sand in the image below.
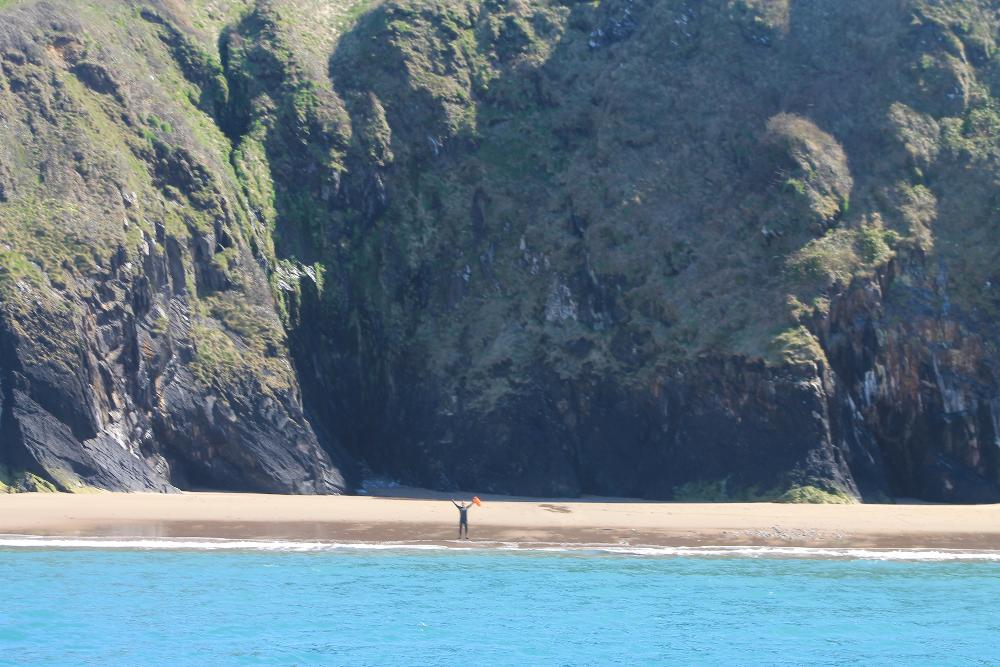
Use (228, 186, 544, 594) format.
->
(472, 496, 482, 507)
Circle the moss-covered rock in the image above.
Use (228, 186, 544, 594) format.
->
(2, 0, 1000, 502)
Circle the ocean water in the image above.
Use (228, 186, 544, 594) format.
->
(1, 540, 998, 666)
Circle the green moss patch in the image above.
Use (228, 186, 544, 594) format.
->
(776, 485, 856, 505)
(0, 465, 59, 493)
(674, 479, 856, 504)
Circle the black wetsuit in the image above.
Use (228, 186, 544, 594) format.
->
(454, 503, 469, 539)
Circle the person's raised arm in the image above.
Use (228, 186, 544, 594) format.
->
(451, 499, 461, 509)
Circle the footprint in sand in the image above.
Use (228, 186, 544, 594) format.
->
(539, 504, 572, 514)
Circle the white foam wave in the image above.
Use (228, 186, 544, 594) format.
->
(0, 536, 449, 552)
(582, 545, 1000, 561)
(0, 535, 1000, 562)
(0, 535, 998, 561)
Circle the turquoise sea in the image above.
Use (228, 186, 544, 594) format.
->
(0, 540, 998, 666)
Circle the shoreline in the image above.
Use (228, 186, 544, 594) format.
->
(1, 491, 1000, 552)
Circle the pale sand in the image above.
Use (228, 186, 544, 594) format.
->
(1, 490, 999, 550)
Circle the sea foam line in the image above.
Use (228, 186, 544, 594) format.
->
(0, 536, 442, 552)
(587, 545, 1000, 561)
(1, 535, 999, 561)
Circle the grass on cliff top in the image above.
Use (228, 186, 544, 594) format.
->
(184, 0, 255, 37)
(283, 0, 374, 85)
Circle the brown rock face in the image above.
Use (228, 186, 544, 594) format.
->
(818, 256, 1000, 502)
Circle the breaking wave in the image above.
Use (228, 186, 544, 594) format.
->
(1, 535, 999, 561)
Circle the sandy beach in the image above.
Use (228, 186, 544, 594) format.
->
(1, 490, 999, 550)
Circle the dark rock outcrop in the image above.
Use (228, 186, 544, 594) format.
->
(816, 256, 1000, 502)
(0, 244, 347, 492)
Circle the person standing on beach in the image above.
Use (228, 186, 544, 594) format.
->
(451, 499, 473, 539)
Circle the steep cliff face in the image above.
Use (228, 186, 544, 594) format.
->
(0, 1, 348, 492)
(1, 0, 999, 501)
(250, 0, 1000, 501)
(818, 255, 1000, 502)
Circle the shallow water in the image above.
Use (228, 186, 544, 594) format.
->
(1, 541, 998, 665)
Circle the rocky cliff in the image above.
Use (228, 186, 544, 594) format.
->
(1, 0, 999, 501)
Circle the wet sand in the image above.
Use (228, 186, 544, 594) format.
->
(0, 491, 999, 550)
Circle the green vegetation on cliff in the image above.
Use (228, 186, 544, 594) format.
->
(2, 0, 1000, 501)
